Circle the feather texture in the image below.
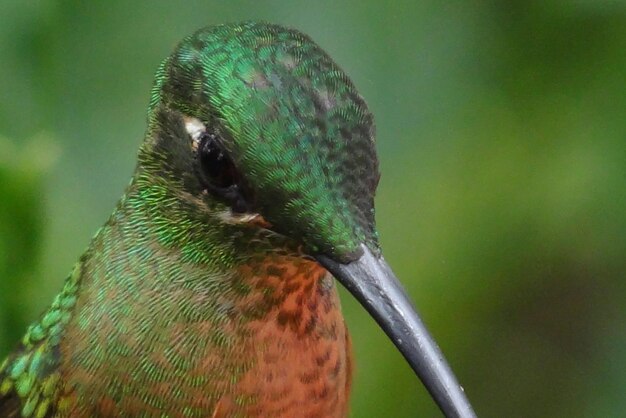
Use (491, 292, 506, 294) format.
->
(1, 22, 379, 417)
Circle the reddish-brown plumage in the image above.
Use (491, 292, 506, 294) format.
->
(1, 22, 379, 417)
(230, 257, 352, 418)
(55, 249, 352, 417)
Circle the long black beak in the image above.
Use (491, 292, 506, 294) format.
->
(316, 244, 476, 418)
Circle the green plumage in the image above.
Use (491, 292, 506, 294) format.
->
(1, 21, 379, 417)
(151, 23, 379, 260)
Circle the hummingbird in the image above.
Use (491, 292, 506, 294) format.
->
(0, 22, 475, 417)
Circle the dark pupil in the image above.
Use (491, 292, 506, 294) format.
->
(199, 133, 237, 189)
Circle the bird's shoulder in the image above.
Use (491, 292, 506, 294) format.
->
(0, 262, 83, 417)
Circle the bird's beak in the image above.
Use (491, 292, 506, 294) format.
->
(316, 244, 476, 418)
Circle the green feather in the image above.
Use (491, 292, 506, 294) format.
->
(1, 22, 379, 417)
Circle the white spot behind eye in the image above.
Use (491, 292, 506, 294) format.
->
(186, 123, 260, 222)
(183, 116, 206, 144)
(216, 210, 262, 224)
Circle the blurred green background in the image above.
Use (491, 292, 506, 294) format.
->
(1, 1, 625, 417)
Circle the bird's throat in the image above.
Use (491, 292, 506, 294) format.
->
(53, 185, 352, 417)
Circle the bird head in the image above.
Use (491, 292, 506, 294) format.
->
(143, 22, 379, 264)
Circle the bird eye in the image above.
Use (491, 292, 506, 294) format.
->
(197, 132, 249, 213)
(198, 132, 238, 188)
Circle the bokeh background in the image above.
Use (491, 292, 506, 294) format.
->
(1, 1, 625, 417)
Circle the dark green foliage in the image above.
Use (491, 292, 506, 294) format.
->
(0, 140, 51, 357)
